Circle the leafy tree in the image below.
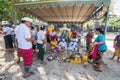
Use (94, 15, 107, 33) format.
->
(108, 19, 120, 29)
(87, 20, 94, 29)
(0, 0, 13, 21)
(0, 0, 28, 24)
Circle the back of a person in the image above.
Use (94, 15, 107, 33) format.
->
(3, 26, 12, 36)
(37, 30, 44, 44)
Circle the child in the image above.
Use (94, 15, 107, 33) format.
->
(50, 38, 58, 55)
(111, 33, 120, 62)
(86, 30, 93, 52)
(50, 39, 58, 49)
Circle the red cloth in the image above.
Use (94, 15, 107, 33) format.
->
(50, 35, 58, 42)
(18, 48, 33, 66)
(46, 31, 50, 37)
(86, 33, 93, 41)
(72, 31, 77, 39)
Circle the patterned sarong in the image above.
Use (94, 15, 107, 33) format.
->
(90, 45, 98, 59)
(18, 48, 33, 66)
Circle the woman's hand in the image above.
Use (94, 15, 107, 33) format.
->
(90, 43, 95, 46)
(43, 39, 48, 44)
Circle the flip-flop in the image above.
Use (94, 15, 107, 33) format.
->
(17, 60, 20, 64)
(94, 67, 102, 72)
(23, 72, 34, 78)
(40, 62, 47, 65)
(117, 60, 120, 63)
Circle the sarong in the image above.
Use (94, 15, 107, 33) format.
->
(18, 48, 33, 66)
(4, 35, 13, 49)
(90, 45, 98, 59)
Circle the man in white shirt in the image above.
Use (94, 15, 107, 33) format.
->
(68, 39, 74, 51)
(68, 39, 78, 51)
(58, 39, 67, 50)
(15, 17, 34, 78)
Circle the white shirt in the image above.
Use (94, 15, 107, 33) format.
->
(3, 27, 12, 36)
(11, 28, 15, 36)
(15, 23, 32, 49)
(14, 25, 20, 34)
(69, 41, 74, 47)
(68, 41, 78, 51)
(56, 32, 61, 37)
(50, 31, 56, 36)
(56, 32, 61, 41)
(58, 41, 67, 49)
(37, 30, 45, 44)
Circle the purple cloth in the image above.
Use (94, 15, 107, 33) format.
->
(55, 47, 59, 55)
(115, 34, 120, 48)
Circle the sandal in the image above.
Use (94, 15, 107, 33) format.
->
(17, 60, 20, 64)
(23, 72, 34, 78)
(117, 60, 120, 63)
(94, 67, 102, 72)
(40, 61, 47, 65)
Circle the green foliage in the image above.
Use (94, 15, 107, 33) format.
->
(0, 0, 13, 21)
(0, 0, 28, 23)
(87, 20, 94, 29)
(108, 19, 120, 28)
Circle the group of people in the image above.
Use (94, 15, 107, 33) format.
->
(0, 16, 120, 78)
(0, 21, 16, 52)
(86, 28, 120, 72)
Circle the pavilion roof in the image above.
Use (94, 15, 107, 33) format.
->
(13, 0, 111, 23)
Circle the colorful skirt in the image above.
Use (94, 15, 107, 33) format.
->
(94, 51, 105, 65)
(114, 48, 120, 58)
(18, 48, 33, 66)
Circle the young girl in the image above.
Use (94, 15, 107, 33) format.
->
(86, 30, 93, 52)
(111, 33, 120, 62)
(50, 38, 58, 49)
(50, 38, 58, 55)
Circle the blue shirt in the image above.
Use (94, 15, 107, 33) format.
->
(94, 33, 107, 51)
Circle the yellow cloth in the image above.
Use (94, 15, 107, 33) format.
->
(48, 26, 53, 33)
(50, 41, 58, 49)
(114, 49, 120, 58)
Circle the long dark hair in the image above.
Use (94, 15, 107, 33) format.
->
(96, 28, 104, 35)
